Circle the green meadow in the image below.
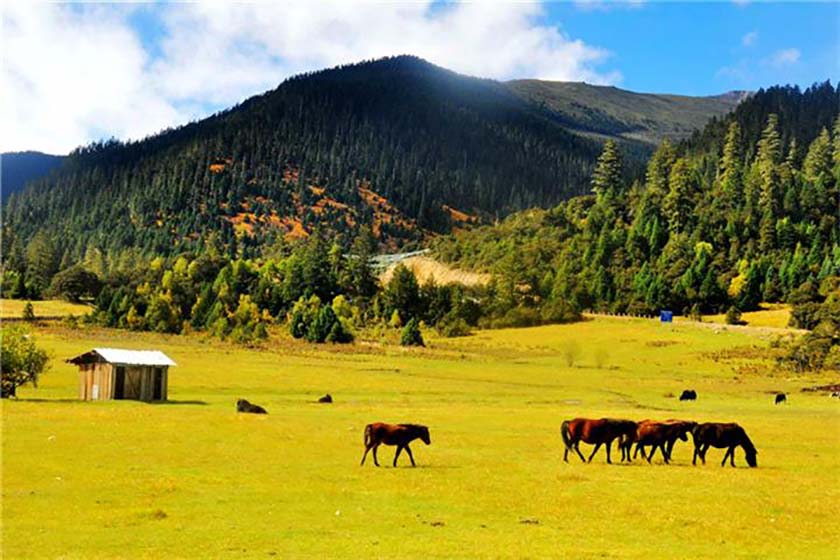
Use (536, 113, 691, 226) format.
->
(2, 317, 839, 559)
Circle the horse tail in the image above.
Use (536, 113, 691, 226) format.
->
(364, 424, 373, 448)
(560, 420, 573, 450)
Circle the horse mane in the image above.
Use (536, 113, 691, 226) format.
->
(398, 423, 427, 431)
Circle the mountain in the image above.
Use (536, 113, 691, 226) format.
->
(2, 56, 743, 263)
(1, 151, 65, 200)
(432, 81, 839, 316)
(507, 80, 747, 145)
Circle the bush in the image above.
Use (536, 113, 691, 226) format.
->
(789, 302, 822, 330)
(689, 303, 703, 322)
(307, 306, 339, 343)
(289, 296, 321, 339)
(21, 302, 35, 322)
(725, 305, 742, 325)
(400, 318, 425, 347)
(540, 299, 582, 324)
(561, 340, 581, 367)
(437, 314, 471, 338)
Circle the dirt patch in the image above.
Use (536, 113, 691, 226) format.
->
(380, 256, 491, 287)
(646, 340, 679, 348)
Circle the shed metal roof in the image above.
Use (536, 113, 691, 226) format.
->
(67, 348, 176, 367)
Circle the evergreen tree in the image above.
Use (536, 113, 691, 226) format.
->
(591, 140, 624, 203)
(663, 158, 693, 233)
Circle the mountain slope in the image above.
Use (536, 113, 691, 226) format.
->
(508, 80, 747, 145)
(432, 81, 839, 315)
(1, 152, 65, 200)
(3, 56, 742, 263)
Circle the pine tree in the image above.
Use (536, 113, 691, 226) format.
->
(757, 114, 782, 218)
(663, 158, 693, 233)
(718, 121, 743, 204)
(591, 140, 623, 203)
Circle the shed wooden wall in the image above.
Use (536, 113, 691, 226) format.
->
(79, 363, 113, 400)
(78, 363, 168, 401)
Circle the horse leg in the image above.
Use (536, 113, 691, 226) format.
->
(721, 447, 731, 467)
(606, 441, 612, 464)
(405, 445, 416, 467)
(635, 443, 646, 461)
(730, 447, 736, 467)
(360, 446, 371, 466)
(393, 446, 403, 467)
(574, 443, 586, 463)
(660, 444, 670, 464)
(587, 443, 602, 463)
(373, 444, 380, 467)
(699, 444, 708, 465)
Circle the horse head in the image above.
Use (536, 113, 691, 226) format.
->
(419, 426, 431, 445)
(745, 448, 758, 467)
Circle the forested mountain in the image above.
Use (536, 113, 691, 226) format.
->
(1, 152, 65, 200)
(433, 81, 839, 320)
(2, 56, 740, 266)
(508, 80, 746, 146)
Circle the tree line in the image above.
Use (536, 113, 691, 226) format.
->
(433, 82, 840, 369)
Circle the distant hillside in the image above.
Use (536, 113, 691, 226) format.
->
(433, 82, 839, 317)
(1, 151, 65, 200)
(2, 56, 743, 263)
(508, 80, 748, 145)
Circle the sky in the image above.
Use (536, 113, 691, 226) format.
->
(2, 1, 837, 154)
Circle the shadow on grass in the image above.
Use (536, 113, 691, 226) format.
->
(5, 398, 208, 406)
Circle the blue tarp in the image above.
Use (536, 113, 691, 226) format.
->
(660, 310, 673, 323)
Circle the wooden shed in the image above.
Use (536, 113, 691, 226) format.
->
(67, 348, 176, 402)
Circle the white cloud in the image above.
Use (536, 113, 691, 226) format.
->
(1, 3, 180, 154)
(742, 31, 758, 47)
(1, 1, 620, 154)
(770, 48, 800, 66)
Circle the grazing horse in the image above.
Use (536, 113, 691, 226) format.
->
(561, 418, 637, 464)
(236, 399, 267, 414)
(318, 394, 333, 403)
(775, 393, 786, 405)
(632, 420, 697, 463)
(360, 423, 431, 467)
(692, 422, 757, 467)
(679, 390, 697, 401)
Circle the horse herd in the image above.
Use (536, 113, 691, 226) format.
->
(561, 417, 758, 467)
(236, 398, 758, 469)
(354, 418, 757, 469)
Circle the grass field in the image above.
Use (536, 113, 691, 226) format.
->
(2, 317, 839, 559)
(696, 303, 793, 329)
(0, 298, 93, 319)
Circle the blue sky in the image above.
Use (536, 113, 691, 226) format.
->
(546, 2, 839, 95)
(2, 1, 837, 154)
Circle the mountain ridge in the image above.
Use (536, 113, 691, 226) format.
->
(3, 55, 747, 262)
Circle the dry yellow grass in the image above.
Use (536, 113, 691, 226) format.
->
(0, 298, 92, 319)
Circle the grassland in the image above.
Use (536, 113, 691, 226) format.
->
(2, 317, 839, 559)
(0, 298, 92, 319)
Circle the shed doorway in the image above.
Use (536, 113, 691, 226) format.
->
(153, 368, 164, 400)
(114, 367, 126, 399)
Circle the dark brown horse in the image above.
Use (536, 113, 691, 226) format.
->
(561, 418, 637, 464)
(360, 423, 431, 467)
(631, 420, 697, 463)
(692, 422, 757, 467)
